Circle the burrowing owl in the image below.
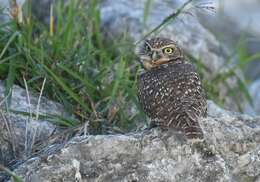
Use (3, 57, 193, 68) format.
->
(136, 37, 207, 140)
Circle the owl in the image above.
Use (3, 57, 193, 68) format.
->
(136, 37, 207, 140)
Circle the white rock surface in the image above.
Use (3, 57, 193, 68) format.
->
(0, 0, 25, 21)
(0, 80, 65, 115)
(197, 0, 260, 40)
(0, 81, 65, 180)
(100, 0, 227, 74)
(195, 0, 260, 81)
(8, 101, 260, 182)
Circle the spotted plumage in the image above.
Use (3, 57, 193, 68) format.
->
(136, 37, 207, 140)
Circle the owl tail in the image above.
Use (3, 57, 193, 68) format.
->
(183, 124, 204, 140)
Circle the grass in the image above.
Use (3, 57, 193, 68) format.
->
(0, 164, 23, 182)
(0, 0, 258, 134)
(0, 0, 142, 133)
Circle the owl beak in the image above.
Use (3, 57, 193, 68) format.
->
(151, 51, 159, 61)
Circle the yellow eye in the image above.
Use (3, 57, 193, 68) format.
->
(163, 47, 174, 54)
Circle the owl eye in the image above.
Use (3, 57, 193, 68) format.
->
(163, 47, 174, 54)
(145, 45, 151, 52)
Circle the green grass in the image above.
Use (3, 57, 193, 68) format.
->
(0, 164, 23, 182)
(0, 0, 257, 135)
(0, 0, 142, 133)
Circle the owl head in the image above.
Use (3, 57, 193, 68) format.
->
(136, 37, 184, 70)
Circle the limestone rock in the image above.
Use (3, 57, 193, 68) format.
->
(0, 0, 25, 22)
(100, 0, 227, 74)
(0, 81, 65, 180)
(9, 101, 260, 182)
(195, 0, 260, 81)
(0, 112, 57, 165)
(0, 80, 64, 115)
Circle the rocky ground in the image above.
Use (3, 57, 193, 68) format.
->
(0, 0, 259, 181)
(0, 81, 63, 181)
(1, 101, 259, 182)
(0, 82, 259, 181)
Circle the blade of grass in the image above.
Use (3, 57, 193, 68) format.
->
(236, 76, 253, 106)
(0, 21, 13, 29)
(10, 108, 79, 127)
(57, 63, 97, 96)
(111, 59, 125, 99)
(0, 164, 23, 182)
(36, 77, 46, 120)
(63, 0, 76, 48)
(42, 64, 92, 113)
(5, 57, 17, 106)
(135, 0, 193, 45)
(0, 31, 19, 60)
(143, 0, 153, 27)
(0, 52, 20, 64)
(241, 52, 260, 65)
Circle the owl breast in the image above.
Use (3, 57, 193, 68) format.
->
(137, 61, 207, 131)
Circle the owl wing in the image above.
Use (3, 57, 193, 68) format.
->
(162, 62, 206, 139)
(179, 71, 207, 139)
(137, 73, 154, 118)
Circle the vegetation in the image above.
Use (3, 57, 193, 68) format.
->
(0, 164, 22, 182)
(0, 0, 258, 133)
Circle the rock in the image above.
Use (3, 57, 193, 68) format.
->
(0, 80, 64, 115)
(196, 0, 260, 46)
(0, 81, 65, 180)
(100, 0, 227, 73)
(195, 0, 260, 81)
(0, 0, 25, 22)
(8, 101, 260, 182)
(31, 0, 54, 24)
(243, 79, 260, 116)
(0, 0, 10, 22)
(0, 112, 57, 164)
